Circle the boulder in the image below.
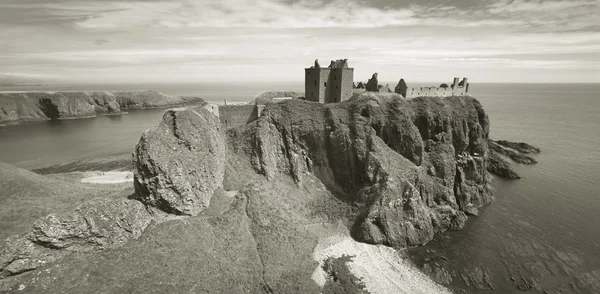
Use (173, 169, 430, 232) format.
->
(0, 198, 151, 278)
(28, 198, 151, 250)
(133, 106, 226, 215)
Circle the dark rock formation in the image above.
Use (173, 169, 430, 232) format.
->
(487, 150, 521, 179)
(0, 90, 204, 124)
(365, 73, 379, 92)
(0, 199, 151, 278)
(489, 140, 537, 164)
(494, 140, 540, 154)
(356, 82, 365, 89)
(132, 106, 227, 215)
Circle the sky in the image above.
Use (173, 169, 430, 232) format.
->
(0, 0, 599, 84)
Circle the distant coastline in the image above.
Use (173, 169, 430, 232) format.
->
(0, 90, 205, 125)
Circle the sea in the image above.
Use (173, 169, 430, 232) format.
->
(0, 82, 599, 292)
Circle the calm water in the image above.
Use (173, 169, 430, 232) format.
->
(0, 83, 599, 291)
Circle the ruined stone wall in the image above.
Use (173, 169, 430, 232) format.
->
(334, 68, 354, 102)
(218, 105, 261, 129)
(405, 86, 467, 98)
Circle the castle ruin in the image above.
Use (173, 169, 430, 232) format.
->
(305, 59, 354, 103)
(304, 58, 469, 102)
(205, 59, 470, 131)
(394, 77, 469, 99)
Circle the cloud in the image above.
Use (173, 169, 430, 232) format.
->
(94, 39, 109, 46)
(0, 0, 598, 83)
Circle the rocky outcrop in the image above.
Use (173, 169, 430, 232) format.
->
(0, 90, 204, 124)
(0, 198, 151, 278)
(494, 140, 540, 154)
(226, 94, 492, 248)
(487, 150, 521, 179)
(489, 140, 537, 164)
(485, 139, 540, 179)
(132, 106, 227, 215)
(365, 73, 379, 92)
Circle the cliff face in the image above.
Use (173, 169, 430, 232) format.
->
(228, 93, 492, 247)
(0, 90, 204, 123)
(130, 93, 493, 248)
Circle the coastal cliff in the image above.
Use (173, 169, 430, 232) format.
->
(226, 93, 493, 247)
(0, 94, 558, 293)
(0, 90, 203, 124)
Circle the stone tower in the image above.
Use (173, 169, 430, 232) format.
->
(394, 78, 408, 97)
(305, 59, 354, 103)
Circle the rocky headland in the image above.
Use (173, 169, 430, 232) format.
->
(0, 90, 203, 124)
(0, 92, 565, 293)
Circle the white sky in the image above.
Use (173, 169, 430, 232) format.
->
(0, 0, 599, 84)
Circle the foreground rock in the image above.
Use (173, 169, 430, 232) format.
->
(132, 106, 226, 215)
(0, 198, 151, 278)
(0, 90, 204, 124)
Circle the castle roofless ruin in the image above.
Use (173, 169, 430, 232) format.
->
(305, 58, 469, 102)
(305, 59, 354, 103)
(204, 58, 470, 130)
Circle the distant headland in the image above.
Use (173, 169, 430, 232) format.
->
(0, 90, 203, 124)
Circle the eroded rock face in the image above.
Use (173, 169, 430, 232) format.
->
(0, 199, 151, 278)
(132, 106, 226, 215)
(229, 94, 493, 248)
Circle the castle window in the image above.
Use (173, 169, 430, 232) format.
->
(324, 82, 327, 87)
(315, 81, 317, 86)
